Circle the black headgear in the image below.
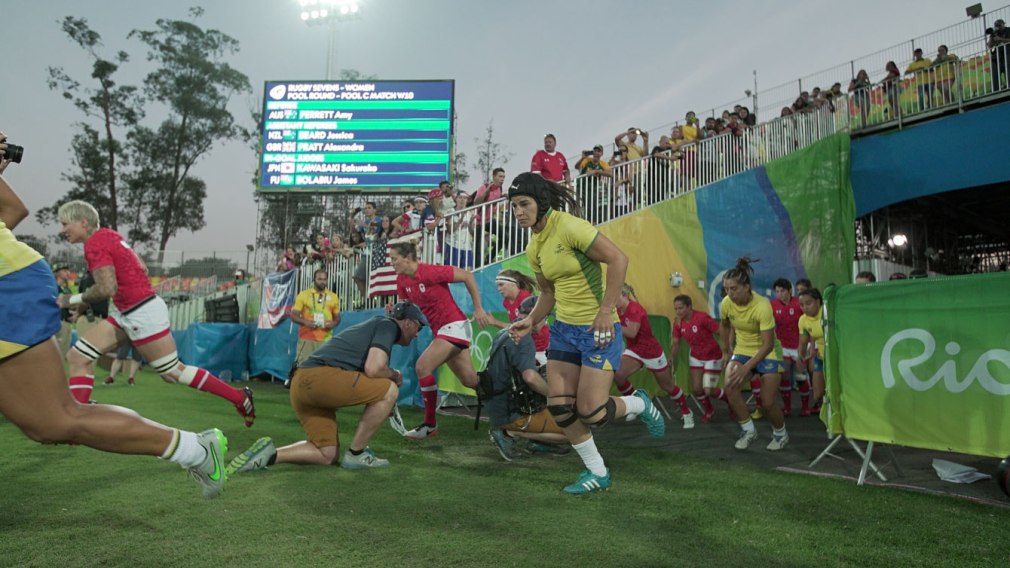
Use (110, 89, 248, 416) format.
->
(390, 301, 426, 326)
(508, 172, 553, 224)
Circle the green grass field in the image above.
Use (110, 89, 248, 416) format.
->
(1, 370, 1008, 567)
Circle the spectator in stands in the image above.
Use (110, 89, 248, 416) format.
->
(830, 82, 843, 98)
(574, 144, 612, 220)
(530, 133, 572, 189)
(906, 48, 933, 110)
(647, 143, 677, 199)
(438, 180, 456, 216)
(682, 111, 701, 141)
(855, 271, 876, 283)
(738, 106, 756, 127)
(882, 61, 902, 117)
(988, 19, 1010, 93)
(848, 69, 872, 127)
(780, 106, 794, 117)
(614, 127, 648, 161)
(725, 113, 744, 137)
(792, 91, 813, 113)
(304, 233, 329, 264)
(227, 301, 425, 473)
(290, 268, 342, 371)
(329, 234, 354, 261)
(352, 202, 382, 302)
(702, 117, 716, 137)
(443, 191, 476, 268)
(932, 44, 959, 105)
(609, 148, 631, 216)
(473, 167, 506, 264)
(233, 269, 249, 286)
(277, 245, 300, 272)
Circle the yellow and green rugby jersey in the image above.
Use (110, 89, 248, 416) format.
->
(0, 220, 42, 278)
(720, 292, 780, 359)
(526, 210, 619, 326)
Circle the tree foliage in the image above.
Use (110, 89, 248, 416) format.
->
(43, 16, 144, 230)
(473, 119, 513, 185)
(123, 7, 251, 252)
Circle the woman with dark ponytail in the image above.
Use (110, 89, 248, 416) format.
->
(507, 173, 665, 495)
(719, 257, 790, 451)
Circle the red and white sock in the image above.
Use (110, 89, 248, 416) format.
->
(419, 374, 438, 426)
(185, 367, 245, 405)
(798, 380, 811, 410)
(710, 387, 728, 401)
(779, 378, 792, 415)
(68, 375, 94, 404)
(614, 377, 636, 396)
(667, 386, 691, 415)
(695, 393, 714, 414)
(750, 377, 763, 407)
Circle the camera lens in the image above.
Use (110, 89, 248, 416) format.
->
(3, 143, 24, 164)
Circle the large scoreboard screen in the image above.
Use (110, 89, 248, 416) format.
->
(258, 80, 454, 192)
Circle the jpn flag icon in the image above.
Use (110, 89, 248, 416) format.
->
(280, 163, 295, 173)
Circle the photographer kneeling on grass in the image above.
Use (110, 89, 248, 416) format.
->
(227, 302, 424, 473)
(483, 296, 571, 461)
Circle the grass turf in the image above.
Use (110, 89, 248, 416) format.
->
(1, 369, 1008, 567)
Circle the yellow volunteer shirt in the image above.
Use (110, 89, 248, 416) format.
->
(293, 288, 341, 341)
(720, 292, 779, 359)
(527, 210, 618, 326)
(798, 308, 825, 356)
(0, 220, 42, 278)
(906, 58, 932, 74)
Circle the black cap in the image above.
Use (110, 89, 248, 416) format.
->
(517, 295, 537, 318)
(391, 301, 426, 326)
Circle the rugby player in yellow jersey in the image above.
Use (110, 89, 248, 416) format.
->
(719, 257, 790, 451)
(0, 135, 228, 499)
(797, 288, 826, 416)
(507, 172, 665, 495)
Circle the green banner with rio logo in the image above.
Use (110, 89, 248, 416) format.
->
(825, 272, 1010, 457)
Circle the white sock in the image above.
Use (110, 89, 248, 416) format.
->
(773, 426, 787, 438)
(572, 437, 607, 477)
(621, 394, 646, 416)
(163, 430, 206, 468)
(740, 419, 756, 433)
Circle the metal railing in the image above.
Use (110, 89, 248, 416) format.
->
(847, 45, 1010, 131)
(625, 5, 1010, 146)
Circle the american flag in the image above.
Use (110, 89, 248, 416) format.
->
(367, 233, 417, 298)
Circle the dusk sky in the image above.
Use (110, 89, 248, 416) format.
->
(5, 0, 969, 262)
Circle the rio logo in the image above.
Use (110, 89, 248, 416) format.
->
(880, 328, 1010, 395)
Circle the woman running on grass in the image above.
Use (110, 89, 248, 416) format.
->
(389, 240, 494, 439)
(612, 284, 695, 429)
(719, 257, 790, 452)
(670, 294, 730, 423)
(507, 172, 665, 495)
(0, 139, 227, 499)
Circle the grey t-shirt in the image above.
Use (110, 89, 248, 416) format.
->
(300, 316, 401, 371)
(484, 329, 537, 427)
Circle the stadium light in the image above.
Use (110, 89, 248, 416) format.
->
(296, 0, 362, 79)
(888, 234, 908, 248)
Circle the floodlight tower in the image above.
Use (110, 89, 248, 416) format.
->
(298, 0, 362, 80)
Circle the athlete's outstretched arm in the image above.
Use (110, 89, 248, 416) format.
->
(452, 267, 493, 328)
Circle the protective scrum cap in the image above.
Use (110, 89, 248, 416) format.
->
(391, 301, 426, 326)
(507, 172, 552, 223)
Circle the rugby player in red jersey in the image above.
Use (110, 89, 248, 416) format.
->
(388, 240, 494, 439)
(57, 201, 255, 427)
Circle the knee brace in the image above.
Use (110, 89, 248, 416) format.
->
(702, 372, 721, 389)
(150, 352, 182, 383)
(579, 398, 617, 428)
(71, 338, 103, 362)
(547, 394, 579, 427)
